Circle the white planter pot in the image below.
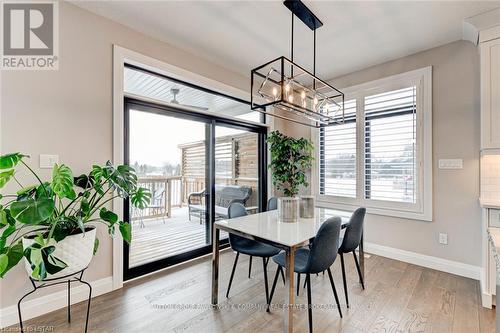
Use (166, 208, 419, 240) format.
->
(277, 197, 300, 223)
(22, 227, 96, 280)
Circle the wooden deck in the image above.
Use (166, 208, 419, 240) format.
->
(130, 207, 227, 268)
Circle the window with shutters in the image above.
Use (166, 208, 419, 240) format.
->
(364, 87, 416, 203)
(320, 99, 357, 198)
(315, 67, 432, 221)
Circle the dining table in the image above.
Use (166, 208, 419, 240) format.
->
(211, 207, 364, 333)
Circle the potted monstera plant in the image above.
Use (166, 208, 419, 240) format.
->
(267, 131, 314, 222)
(0, 153, 151, 280)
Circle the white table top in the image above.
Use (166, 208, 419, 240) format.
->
(215, 207, 353, 248)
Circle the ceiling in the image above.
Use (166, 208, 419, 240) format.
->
(73, 1, 500, 80)
(124, 66, 251, 116)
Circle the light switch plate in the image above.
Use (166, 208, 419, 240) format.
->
(439, 233, 448, 245)
(438, 159, 463, 169)
(39, 154, 59, 169)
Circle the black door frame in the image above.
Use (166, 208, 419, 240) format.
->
(123, 97, 267, 281)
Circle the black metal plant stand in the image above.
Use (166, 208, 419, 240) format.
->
(17, 268, 92, 333)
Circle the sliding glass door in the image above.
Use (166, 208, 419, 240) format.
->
(214, 126, 260, 240)
(123, 99, 266, 280)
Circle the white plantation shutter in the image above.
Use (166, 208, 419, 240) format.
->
(320, 100, 357, 197)
(364, 87, 417, 203)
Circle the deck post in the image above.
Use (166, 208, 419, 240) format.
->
(166, 179, 172, 218)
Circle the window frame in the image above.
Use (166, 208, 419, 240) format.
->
(312, 67, 432, 221)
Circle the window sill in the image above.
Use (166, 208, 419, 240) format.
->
(315, 199, 432, 222)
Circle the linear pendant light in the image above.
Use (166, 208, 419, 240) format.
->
(250, 0, 344, 128)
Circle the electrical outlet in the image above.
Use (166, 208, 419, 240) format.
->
(39, 154, 59, 169)
(438, 159, 463, 169)
(439, 233, 448, 245)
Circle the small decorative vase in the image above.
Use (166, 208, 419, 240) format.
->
(300, 196, 315, 218)
(277, 197, 300, 223)
(22, 226, 96, 280)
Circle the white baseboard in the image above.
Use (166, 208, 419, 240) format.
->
(364, 242, 481, 280)
(482, 292, 494, 309)
(0, 276, 113, 329)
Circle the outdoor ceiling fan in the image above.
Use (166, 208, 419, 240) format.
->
(170, 88, 209, 111)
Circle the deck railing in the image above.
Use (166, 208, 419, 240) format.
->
(132, 176, 258, 221)
(132, 176, 183, 220)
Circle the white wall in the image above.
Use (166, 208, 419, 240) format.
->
(281, 40, 481, 268)
(0, 1, 248, 313)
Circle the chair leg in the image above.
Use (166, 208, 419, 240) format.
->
(296, 273, 301, 296)
(340, 253, 349, 308)
(280, 266, 286, 285)
(248, 256, 253, 278)
(327, 268, 343, 318)
(267, 266, 282, 312)
(226, 252, 240, 298)
(353, 251, 365, 290)
(306, 274, 313, 333)
(262, 258, 270, 304)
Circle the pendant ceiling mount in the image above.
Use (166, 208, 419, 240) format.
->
(250, 0, 344, 128)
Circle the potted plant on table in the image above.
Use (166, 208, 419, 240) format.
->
(0, 153, 151, 280)
(267, 131, 314, 222)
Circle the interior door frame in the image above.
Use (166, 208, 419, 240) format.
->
(123, 97, 267, 281)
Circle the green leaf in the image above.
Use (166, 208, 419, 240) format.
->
(0, 225, 16, 251)
(10, 198, 55, 224)
(80, 198, 90, 216)
(0, 153, 27, 169)
(74, 174, 93, 189)
(0, 170, 15, 189)
(0, 209, 7, 228)
(0, 254, 7, 276)
(76, 216, 85, 234)
(93, 238, 99, 255)
(34, 233, 46, 246)
(100, 207, 118, 224)
(119, 222, 132, 244)
(43, 246, 66, 275)
(35, 182, 53, 199)
(104, 162, 137, 197)
(24, 243, 66, 280)
(16, 185, 36, 198)
(131, 187, 151, 209)
(51, 164, 76, 199)
(0, 242, 23, 278)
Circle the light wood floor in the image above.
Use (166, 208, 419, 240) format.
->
(12, 251, 495, 333)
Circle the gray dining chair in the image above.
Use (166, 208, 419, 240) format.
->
(267, 217, 343, 333)
(225, 203, 281, 303)
(267, 197, 278, 211)
(338, 207, 366, 308)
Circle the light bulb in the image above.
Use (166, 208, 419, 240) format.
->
(272, 87, 278, 97)
(301, 91, 306, 99)
(313, 97, 318, 105)
(288, 95, 294, 103)
(285, 84, 290, 92)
